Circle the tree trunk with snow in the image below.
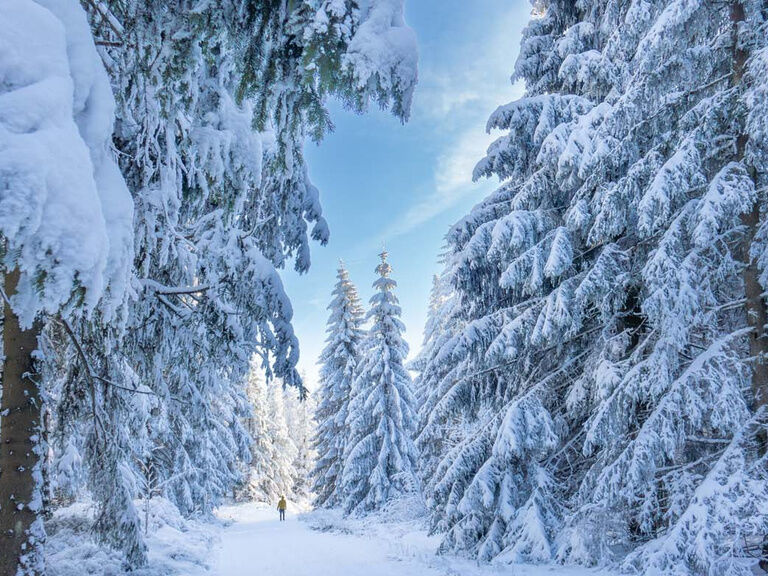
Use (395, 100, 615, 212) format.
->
(731, 6, 768, 569)
(731, 0, 768, 413)
(0, 269, 44, 576)
(740, 204, 768, 409)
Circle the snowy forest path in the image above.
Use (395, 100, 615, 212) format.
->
(212, 503, 615, 576)
(213, 503, 445, 576)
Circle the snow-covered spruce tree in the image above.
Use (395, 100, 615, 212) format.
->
(27, 0, 417, 568)
(410, 269, 469, 518)
(0, 1, 134, 574)
(96, 1, 312, 523)
(95, 0, 417, 518)
(410, 275, 442, 408)
(410, 270, 458, 416)
(313, 263, 365, 507)
(416, 1, 768, 572)
(341, 251, 419, 515)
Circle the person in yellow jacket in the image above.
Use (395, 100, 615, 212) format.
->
(277, 495, 287, 521)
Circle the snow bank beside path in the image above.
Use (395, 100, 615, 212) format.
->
(302, 501, 616, 576)
(46, 499, 218, 576)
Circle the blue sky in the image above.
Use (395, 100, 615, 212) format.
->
(283, 0, 531, 386)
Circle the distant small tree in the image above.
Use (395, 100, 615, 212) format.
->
(284, 383, 316, 503)
(267, 380, 298, 499)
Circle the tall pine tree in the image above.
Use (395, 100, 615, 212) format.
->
(341, 251, 418, 516)
(0, 2, 135, 572)
(313, 264, 365, 508)
(417, 0, 768, 572)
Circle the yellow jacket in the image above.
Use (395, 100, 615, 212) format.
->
(277, 497, 287, 511)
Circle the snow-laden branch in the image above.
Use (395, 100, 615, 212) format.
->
(140, 279, 212, 296)
(59, 316, 191, 405)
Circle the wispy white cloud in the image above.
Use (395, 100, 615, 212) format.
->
(414, 70, 493, 119)
(413, 5, 529, 118)
(385, 129, 497, 238)
(382, 5, 528, 239)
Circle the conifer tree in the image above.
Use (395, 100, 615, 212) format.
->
(416, 1, 768, 572)
(411, 272, 455, 410)
(313, 264, 365, 507)
(0, 2, 134, 573)
(341, 251, 418, 515)
(2, 0, 418, 571)
(411, 270, 465, 507)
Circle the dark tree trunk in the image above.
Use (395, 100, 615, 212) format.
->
(740, 204, 768, 411)
(731, 1, 768, 412)
(731, 2, 768, 571)
(0, 269, 44, 576)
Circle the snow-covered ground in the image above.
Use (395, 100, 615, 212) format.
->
(47, 498, 217, 576)
(214, 502, 616, 576)
(46, 499, 618, 575)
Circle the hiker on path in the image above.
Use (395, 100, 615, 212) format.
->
(277, 495, 287, 521)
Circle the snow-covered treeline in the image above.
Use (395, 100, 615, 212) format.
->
(313, 253, 419, 516)
(414, 1, 768, 574)
(0, 1, 417, 574)
(236, 364, 316, 505)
